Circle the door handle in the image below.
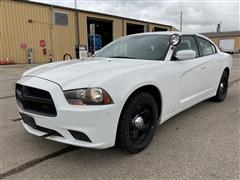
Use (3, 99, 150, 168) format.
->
(201, 66, 207, 70)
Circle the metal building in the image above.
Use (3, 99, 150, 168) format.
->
(201, 31, 240, 54)
(0, 0, 176, 64)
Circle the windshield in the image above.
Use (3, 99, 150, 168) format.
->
(94, 35, 170, 61)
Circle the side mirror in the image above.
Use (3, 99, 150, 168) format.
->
(175, 50, 196, 60)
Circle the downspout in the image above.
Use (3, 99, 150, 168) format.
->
(49, 4, 54, 62)
(75, 0, 80, 45)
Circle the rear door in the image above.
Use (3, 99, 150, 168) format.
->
(196, 36, 223, 91)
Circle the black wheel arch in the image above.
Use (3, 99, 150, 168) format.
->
(120, 85, 162, 122)
(115, 85, 162, 149)
(224, 67, 230, 76)
(219, 67, 230, 84)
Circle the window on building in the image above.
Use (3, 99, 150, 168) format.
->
(54, 12, 68, 26)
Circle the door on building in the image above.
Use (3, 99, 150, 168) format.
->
(219, 39, 235, 53)
(126, 23, 145, 35)
(87, 18, 113, 53)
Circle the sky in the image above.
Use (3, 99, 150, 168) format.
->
(31, 0, 240, 33)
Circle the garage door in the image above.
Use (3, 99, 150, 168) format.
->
(219, 39, 235, 53)
(127, 23, 145, 35)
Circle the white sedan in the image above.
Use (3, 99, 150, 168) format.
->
(16, 32, 232, 153)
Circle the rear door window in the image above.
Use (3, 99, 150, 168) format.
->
(197, 37, 216, 56)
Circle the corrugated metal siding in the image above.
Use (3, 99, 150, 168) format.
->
(236, 37, 240, 50)
(2, 0, 51, 63)
(79, 13, 88, 48)
(52, 8, 76, 61)
(210, 38, 219, 46)
(211, 37, 240, 51)
(2, 0, 76, 63)
(0, 0, 3, 59)
(2, 0, 174, 64)
(201, 31, 240, 38)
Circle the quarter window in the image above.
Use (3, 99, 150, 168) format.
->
(211, 44, 217, 53)
(197, 37, 215, 56)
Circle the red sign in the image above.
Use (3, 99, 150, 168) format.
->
(20, 42, 28, 49)
(39, 40, 46, 48)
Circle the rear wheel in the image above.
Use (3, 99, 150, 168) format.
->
(213, 70, 229, 102)
(116, 92, 158, 154)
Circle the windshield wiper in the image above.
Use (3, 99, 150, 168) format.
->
(108, 56, 136, 59)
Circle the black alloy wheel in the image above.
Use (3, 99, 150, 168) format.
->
(213, 70, 229, 102)
(116, 92, 158, 154)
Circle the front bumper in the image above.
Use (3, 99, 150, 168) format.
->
(16, 76, 121, 149)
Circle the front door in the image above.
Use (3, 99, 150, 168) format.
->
(171, 36, 211, 108)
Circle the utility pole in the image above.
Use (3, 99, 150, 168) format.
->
(180, 11, 183, 32)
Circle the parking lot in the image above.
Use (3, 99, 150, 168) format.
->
(0, 55, 239, 179)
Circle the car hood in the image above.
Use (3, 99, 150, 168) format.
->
(23, 58, 155, 90)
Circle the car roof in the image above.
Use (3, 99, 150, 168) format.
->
(126, 31, 218, 50)
(128, 31, 210, 41)
(129, 31, 205, 37)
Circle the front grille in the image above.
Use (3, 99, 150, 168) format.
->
(16, 84, 57, 117)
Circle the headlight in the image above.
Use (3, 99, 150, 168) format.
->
(64, 88, 113, 105)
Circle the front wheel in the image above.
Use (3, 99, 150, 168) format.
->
(116, 92, 158, 154)
(213, 70, 229, 102)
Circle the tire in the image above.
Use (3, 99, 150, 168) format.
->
(213, 70, 229, 102)
(116, 92, 158, 154)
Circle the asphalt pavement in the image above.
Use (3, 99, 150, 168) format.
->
(0, 55, 239, 180)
